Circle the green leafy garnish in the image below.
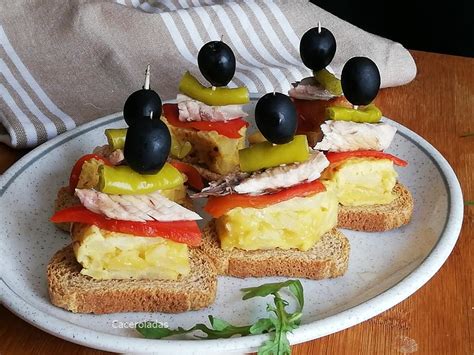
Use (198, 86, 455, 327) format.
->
(136, 316, 251, 340)
(460, 132, 474, 137)
(136, 280, 304, 355)
(465, 201, 474, 205)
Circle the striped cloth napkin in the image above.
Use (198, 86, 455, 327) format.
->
(0, 0, 416, 148)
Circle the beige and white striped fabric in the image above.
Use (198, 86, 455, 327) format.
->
(0, 0, 417, 148)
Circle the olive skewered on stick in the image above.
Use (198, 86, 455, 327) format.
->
(123, 65, 162, 126)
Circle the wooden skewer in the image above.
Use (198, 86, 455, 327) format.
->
(143, 65, 150, 90)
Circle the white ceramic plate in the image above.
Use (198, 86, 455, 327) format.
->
(0, 101, 463, 354)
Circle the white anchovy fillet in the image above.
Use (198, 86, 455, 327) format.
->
(92, 145, 124, 165)
(191, 172, 250, 198)
(107, 149, 124, 165)
(288, 77, 335, 101)
(315, 120, 397, 152)
(234, 151, 330, 195)
(75, 189, 201, 222)
(92, 144, 112, 157)
(177, 94, 248, 122)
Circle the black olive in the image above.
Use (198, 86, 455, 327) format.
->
(341, 57, 381, 106)
(123, 66, 162, 126)
(124, 118, 171, 174)
(198, 41, 236, 87)
(299, 26, 336, 72)
(255, 93, 297, 145)
(123, 89, 162, 126)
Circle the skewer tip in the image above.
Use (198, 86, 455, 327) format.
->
(143, 65, 151, 90)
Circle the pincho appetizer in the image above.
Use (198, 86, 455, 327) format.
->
(48, 84, 216, 314)
(289, 23, 351, 146)
(195, 93, 349, 279)
(54, 67, 205, 231)
(162, 40, 250, 180)
(316, 57, 413, 231)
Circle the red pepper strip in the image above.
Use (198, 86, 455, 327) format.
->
(170, 161, 205, 191)
(163, 103, 248, 139)
(204, 179, 326, 218)
(50, 206, 202, 247)
(69, 154, 112, 193)
(326, 150, 408, 167)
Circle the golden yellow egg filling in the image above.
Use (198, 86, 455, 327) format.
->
(215, 190, 338, 252)
(72, 224, 190, 280)
(321, 158, 398, 206)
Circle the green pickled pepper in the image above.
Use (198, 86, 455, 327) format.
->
(104, 128, 192, 159)
(239, 135, 310, 173)
(179, 71, 249, 106)
(313, 69, 343, 96)
(326, 104, 382, 123)
(105, 128, 127, 150)
(98, 163, 184, 195)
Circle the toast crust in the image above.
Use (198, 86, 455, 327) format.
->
(337, 182, 414, 232)
(54, 186, 80, 232)
(200, 221, 350, 280)
(47, 244, 217, 314)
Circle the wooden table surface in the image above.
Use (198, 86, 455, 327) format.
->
(0, 50, 473, 354)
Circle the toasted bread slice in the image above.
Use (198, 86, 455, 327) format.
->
(338, 183, 413, 232)
(200, 222, 350, 280)
(54, 186, 80, 232)
(47, 244, 217, 314)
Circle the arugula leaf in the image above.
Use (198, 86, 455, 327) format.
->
(256, 317, 281, 355)
(287, 311, 303, 325)
(136, 320, 252, 340)
(136, 322, 190, 339)
(209, 316, 230, 331)
(269, 293, 293, 355)
(202, 315, 251, 338)
(465, 201, 474, 205)
(244, 280, 304, 354)
(250, 318, 274, 335)
(136, 279, 305, 355)
(241, 280, 302, 302)
(192, 322, 251, 339)
(288, 280, 304, 311)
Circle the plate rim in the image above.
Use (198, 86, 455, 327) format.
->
(0, 110, 464, 353)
